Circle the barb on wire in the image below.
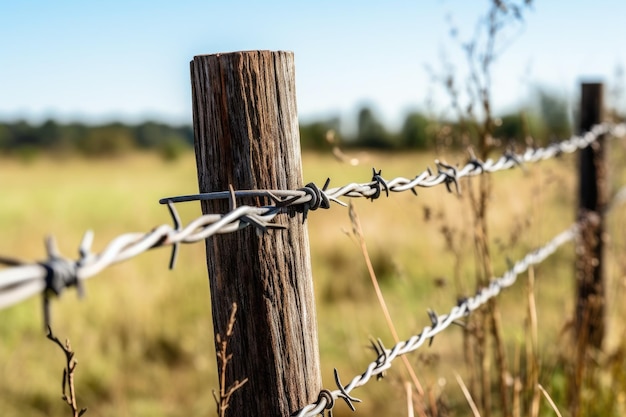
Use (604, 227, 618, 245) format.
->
(0, 199, 284, 317)
(369, 168, 389, 200)
(294, 225, 578, 417)
(1, 123, 624, 319)
(160, 122, 626, 211)
(41, 235, 85, 329)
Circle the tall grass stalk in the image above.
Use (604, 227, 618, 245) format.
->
(538, 384, 564, 417)
(348, 202, 427, 415)
(454, 371, 481, 417)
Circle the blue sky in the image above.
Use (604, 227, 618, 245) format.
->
(1, 1, 624, 128)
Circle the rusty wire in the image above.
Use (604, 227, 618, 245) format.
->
(294, 224, 578, 417)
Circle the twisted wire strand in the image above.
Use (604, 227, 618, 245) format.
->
(294, 224, 578, 417)
(0, 204, 280, 310)
(161, 122, 626, 208)
(0, 123, 624, 311)
(0, 124, 622, 412)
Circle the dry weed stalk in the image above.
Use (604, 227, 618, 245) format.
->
(213, 303, 248, 417)
(525, 266, 541, 417)
(405, 381, 415, 417)
(431, 2, 533, 414)
(325, 129, 364, 166)
(454, 371, 481, 417)
(538, 384, 563, 417)
(46, 326, 87, 417)
(349, 202, 447, 417)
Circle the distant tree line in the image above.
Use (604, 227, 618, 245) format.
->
(0, 120, 194, 160)
(0, 89, 578, 159)
(301, 89, 574, 151)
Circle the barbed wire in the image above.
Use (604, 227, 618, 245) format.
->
(160, 122, 626, 210)
(294, 224, 578, 417)
(0, 123, 624, 415)
(0, 123, 624, 318)
(0, 198, 283, 316)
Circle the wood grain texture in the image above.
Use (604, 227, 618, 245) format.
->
(190, 51, 321, 416)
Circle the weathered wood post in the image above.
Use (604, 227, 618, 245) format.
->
(575, 82, 606, 350)
(190, 51, 321, 416)
(570, 82, 606, 417)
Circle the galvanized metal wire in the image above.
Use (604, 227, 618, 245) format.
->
(0, 202, 282, 312)
(0, 122, 624, 415)
(294, 224, 578, 417)
(0, 123, 624, 315)
(160, 122, 626, 209)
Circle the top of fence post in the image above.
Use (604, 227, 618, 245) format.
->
(190, 50, 321, 416)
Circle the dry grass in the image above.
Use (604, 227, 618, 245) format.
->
(1, 148, 625, 416)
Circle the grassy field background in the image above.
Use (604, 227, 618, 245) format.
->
(1, 147, 626, 416)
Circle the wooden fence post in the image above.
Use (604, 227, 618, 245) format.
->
(575, 82, 606, 350)
(570, 82, 607, 417)
(190, 51, 321, 416)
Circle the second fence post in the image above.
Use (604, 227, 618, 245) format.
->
(190, 51, 321, 416)
(575, 82, 606, 350)
(570, 82, 607, 417)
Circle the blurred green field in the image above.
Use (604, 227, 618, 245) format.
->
(1, 148, 626, 417)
